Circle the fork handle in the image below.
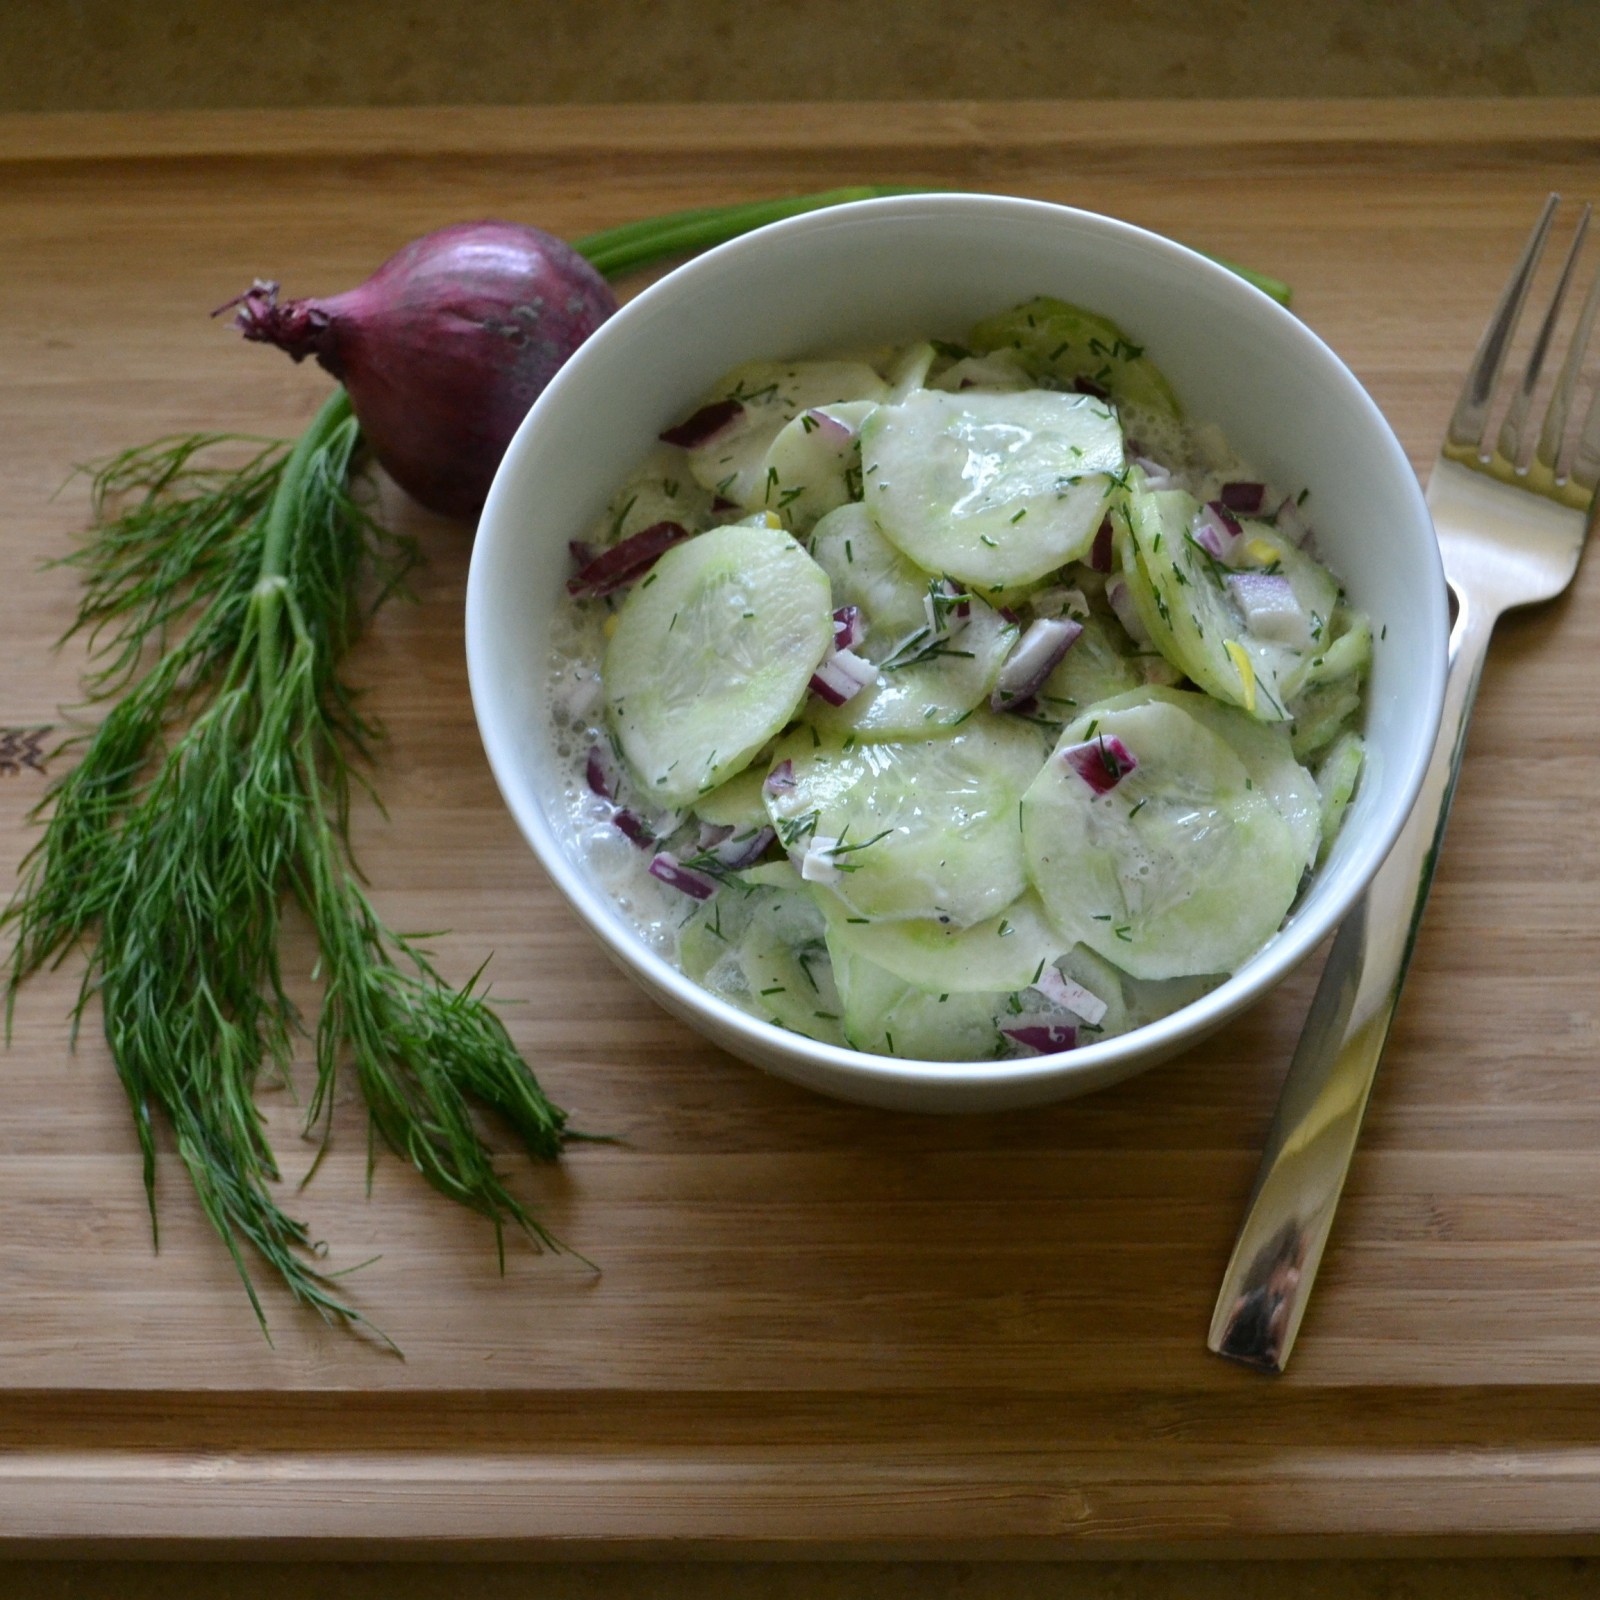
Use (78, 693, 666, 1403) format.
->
(1206, 584, 1496, 1373)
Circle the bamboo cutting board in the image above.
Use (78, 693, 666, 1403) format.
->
(1, 100, 1599, 1555)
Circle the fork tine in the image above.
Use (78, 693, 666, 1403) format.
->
(1501, 203, 1590, 468)
(1447, 193, 1559, 454)
(1535, 211, 1600, 481)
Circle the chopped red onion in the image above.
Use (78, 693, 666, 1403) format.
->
(1193, 502, 1242, 560)
(1106, 578, 1152, 647)
(1031, 585, 1090, 620)
(696, 821, 734, 851)
(568, 539, 598, 570)
(648, 851, 719, 900)
(1226, 571, 1310, 647)
(763, 759, 796, 796)
(585, 743, 618, 802)
(1206, 500, 1244, 536)
(803, 406, 856, 445)
(1133, 455, 1179, 491)
(659, 398, 744, 449)
(832, 604, 864, 651)
(810, 647, 877, 706)
(1089, 518, 1115, 573)
(567, 520, 692, 597)
(707, 825, 776, 870)
(1061, 734, 1138, 795)
(613, 808, 656, 849)
(991, 617, 1083, 711)
(1274, 494, 1313, 547)
(1219, 481, 1266, 514)
(799, 834, 844, 885)
(1072, 376, 1109, 401)
(1034, 966, 1108, 1026)
(1003, 1020, 1078, 1054)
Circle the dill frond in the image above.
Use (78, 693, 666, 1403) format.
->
(4, 389, 573, 1347)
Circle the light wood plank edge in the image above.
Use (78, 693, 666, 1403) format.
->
(2, 99, 1598, 165)
(2, 1452, 1600, 1554)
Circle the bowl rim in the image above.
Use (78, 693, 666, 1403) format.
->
(468, 191, 1449, 1097)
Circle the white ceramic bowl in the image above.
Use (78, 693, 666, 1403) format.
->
(467, 194, 1447, 1113)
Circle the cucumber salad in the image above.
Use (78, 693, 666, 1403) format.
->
(546, 298, 1371, 1063)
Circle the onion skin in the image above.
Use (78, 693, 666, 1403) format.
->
(227, 222, 618, 521)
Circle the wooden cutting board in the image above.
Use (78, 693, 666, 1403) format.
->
(1, 99, 1599, 1555)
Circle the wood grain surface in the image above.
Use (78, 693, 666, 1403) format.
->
(0, 99, 1598, 1554)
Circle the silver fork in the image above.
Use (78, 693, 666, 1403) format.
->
(1207, 195, 1600, 1374)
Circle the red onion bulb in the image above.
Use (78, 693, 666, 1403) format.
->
(226, 222, 618, 522)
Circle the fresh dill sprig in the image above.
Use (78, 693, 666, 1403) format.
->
(3, 391, 574, 1345)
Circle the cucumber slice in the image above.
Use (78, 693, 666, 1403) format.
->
(1283, 607, 1372, 700)
(691, 767, 773, 831)
(1121, 969, 1225, 1031)
(1035, 612, 1148, 721)
(808, 502, 934, 656)
(828, 939, 1009, 1061)
(1119, 484, 1291, 721)
(1289, 677, 1362, 762)
(815, 887, 1063, 994)
(604, 523, 833, 806)
(737, 859, 805, 891)
(967, 297, 1187, 467)
(682, 360, 888, 510)
(764, 714, 1047, 927)
(929, 348, 1032, 394)
(759, 399, 879, 533)
(886, 341, 937, 400)
(681, 886, 845, 1047)
(1045, 943, 1134, 1042)
(803, 597, 1018, 741)
(582, 441, 714, 549)
(1021, 699, 1304, 979)
(859, 388, 1126, 589)
(1089, 684, 1322, 875)
(1119, 484, 1353, 726)
(1314, 730, 1366, 862)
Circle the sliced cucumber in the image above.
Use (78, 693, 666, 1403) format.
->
(680, 885, 845, 1047)
(803, 597, 1018, 741)
(1035, 612, 1148, 721)
(604, 523, 833, 806)
(737, 859, 805, 892)
(929, 348, 1033, 394)
(1282, 607, 1372, 700)
(759, 399, 879, 534)
(763, 714, 1047, 927)
(886, 341, 937, 400)
(828, 939, 1009, 1061)
(1119, 483, 1290, 721)
(681, 360, 888, 511)
(1045, 943, 1134, 1042)
(1088, 684, 1322, 875)
(1021, 698, 1304, 978)
(1314, 730, 1366, 862)
(691, 766, 773, 831)
(581, 441, 715, 550)
(808, 501, 935, 656)
(815, 887, 1063, 994)
(1121, 969, 1225, 1031)
(967, 297, 1187, 466)
(1289, 677, 1363, 762)
(859, 388, 1126, 589)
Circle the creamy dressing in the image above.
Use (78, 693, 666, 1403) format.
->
(541, 305, 1368, 1061)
